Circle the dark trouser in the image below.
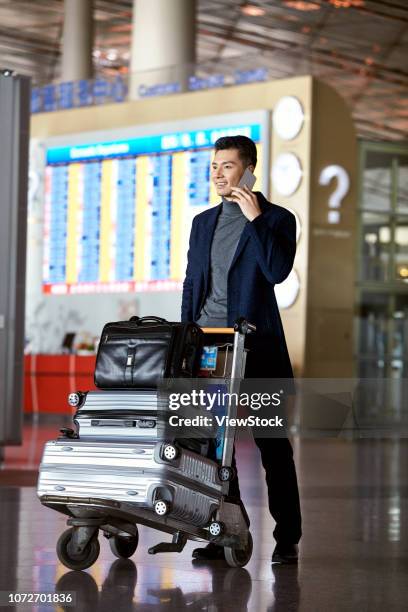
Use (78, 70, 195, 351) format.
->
(232, 339, 302, 545)
(229, 437, 302, 545)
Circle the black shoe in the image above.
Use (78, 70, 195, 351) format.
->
(272, 543, 299, 564)
(192, 542, 225, 561)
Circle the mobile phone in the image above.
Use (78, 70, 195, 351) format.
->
(238, 167, 256, 190)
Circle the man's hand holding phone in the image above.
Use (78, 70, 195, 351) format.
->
(231, 168, 261, 222)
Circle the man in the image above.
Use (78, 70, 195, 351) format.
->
(181, 135, 301, 564)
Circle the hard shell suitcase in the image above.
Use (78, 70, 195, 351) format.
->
(69, 389, 216, 456)
(37, 438, 224, 527)
(71, 390, 160, 441)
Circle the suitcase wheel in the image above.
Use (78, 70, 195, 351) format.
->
(162, 443, 179, 462)
(109, 530, 139, 559)
(56, 527, 100, 571)
(68, 391, 85, 407)
(218, 466, 235, 482)
(154, 499, 171, 516)
(68, 393, 80, 407)
(209, 521, 225, 538)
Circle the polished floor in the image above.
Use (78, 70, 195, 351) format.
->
(1, 423, 408, 611)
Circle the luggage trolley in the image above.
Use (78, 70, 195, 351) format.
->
(37, 318, 255, 570)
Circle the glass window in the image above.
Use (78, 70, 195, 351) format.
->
(361, 212, 391, 281)
(389, 296, 408, 414)
(394, 217, 408, 282)
(392, 295, 408, 363)
(358, 292, 388, 359)
(396, 154, 408, 214)
(357, 144, 408, 420)
(362, 150, 392, 212)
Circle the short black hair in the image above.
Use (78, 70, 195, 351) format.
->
(214, 135, 257, 169)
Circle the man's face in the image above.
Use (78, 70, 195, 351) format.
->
(211, 148, 247, 198)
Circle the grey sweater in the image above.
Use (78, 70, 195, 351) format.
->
(196, 199, 247, 327)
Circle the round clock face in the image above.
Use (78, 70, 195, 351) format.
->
(273, 96, 304, 141)
(271, 153, 303, 196)
(275, 269, 300, 309)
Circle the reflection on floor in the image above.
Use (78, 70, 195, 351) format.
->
(1, 421, 408, 611)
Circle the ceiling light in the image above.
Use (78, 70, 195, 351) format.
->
(329, 0, 364, 7)
(240, 4, 266, 17)
(106, 49, 118, 61)
(283, 1, 320, 10)
(397, 265, 408, 279)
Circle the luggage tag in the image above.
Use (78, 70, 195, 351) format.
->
(200, 346, 218, 371)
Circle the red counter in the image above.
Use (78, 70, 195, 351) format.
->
(24, 354, 97, 414)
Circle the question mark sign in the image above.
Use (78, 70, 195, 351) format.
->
(319, 165, 350, 224)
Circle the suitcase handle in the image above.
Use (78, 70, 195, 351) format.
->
(129, 316, 168, 325)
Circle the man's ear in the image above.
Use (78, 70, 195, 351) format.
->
(248, 165, 255, 173)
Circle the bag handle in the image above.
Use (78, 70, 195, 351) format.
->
(129, 315, 168, 325)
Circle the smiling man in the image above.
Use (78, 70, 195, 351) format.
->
(181, 135, 302, 564)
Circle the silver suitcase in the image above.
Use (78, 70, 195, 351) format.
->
(70, 389, 216, 457)
(71, 390, 160, 441)
(38, 438, 223, 526)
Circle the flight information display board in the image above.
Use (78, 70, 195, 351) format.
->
(43, 123, 262, 294)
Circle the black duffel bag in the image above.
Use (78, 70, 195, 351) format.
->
(94, 316, 203, 389)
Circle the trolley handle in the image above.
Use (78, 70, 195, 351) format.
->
(233, 318, 256, 335)
(201, 319, 256, 335)
(201, 327, 234, 335)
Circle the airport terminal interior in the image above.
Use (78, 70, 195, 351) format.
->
(0, 1, 407, 610)
(2, 432, 408, 611)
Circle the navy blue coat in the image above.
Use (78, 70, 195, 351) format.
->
(181, 192, 296, 379)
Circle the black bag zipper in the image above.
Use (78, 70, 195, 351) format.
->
(103, 330, 173, 342)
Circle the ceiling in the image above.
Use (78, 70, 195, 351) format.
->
(0, 0, 407, 141)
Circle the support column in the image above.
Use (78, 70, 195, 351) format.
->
(0, 73, 30, 446)
(61, 0, 94, 82)
(129, 0, 196, 99)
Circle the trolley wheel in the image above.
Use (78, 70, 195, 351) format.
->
(224, 532, 253, 568)
(162, 443, 179, 461)
(56, 528, 100, 571)
(109, 530, 139, 559)
(154, 499, 171, 516)
(209, 521, 225, 538)
(218, 466, 235, 482)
